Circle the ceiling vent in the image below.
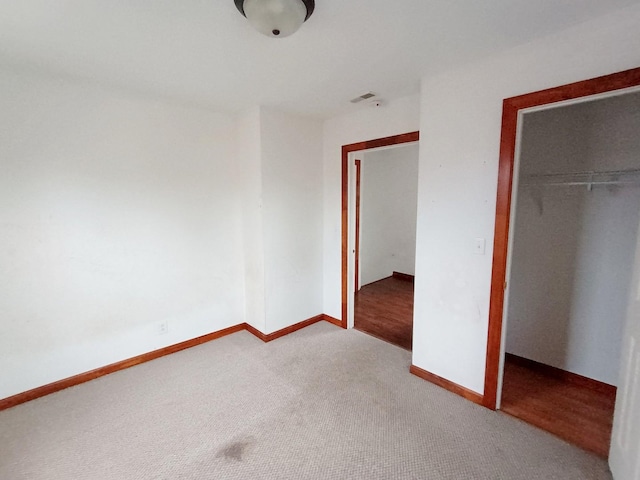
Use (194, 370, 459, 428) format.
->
(350, 92, 376, 104)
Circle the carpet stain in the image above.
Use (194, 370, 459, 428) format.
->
(217, 438, 255, 462)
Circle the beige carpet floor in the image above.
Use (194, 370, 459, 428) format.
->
(0, 322, 612, 479)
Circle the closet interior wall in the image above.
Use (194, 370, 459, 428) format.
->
(506, 91, 640, 386)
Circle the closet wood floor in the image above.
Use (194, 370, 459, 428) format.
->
(354, 275, 414, 351)
(501, 356, 617, 458)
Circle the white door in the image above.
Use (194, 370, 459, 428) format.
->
(609, 216, 640, 479)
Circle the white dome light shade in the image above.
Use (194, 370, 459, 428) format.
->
(236, 0, 314, 38)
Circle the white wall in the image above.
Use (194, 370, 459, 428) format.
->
(237, 107, 266, 332)
(261, 108, 324, 333)
(0, 67, 245, 399)
(569, 186, 640, 384)
(322, 95, 421, 319)
(505, 189, 585, 371)
(506, 105, 591, 378)
(360, 144, 419, 286)
(413, 4, 640, 394)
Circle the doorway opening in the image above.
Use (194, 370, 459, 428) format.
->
(485, 67, 640, 459)
(341, 132, 419, 349)
(352, 144, 419, 350)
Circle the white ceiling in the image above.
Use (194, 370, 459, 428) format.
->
(0, 0, 637, 118)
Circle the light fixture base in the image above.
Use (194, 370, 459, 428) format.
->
(234, 0, 314, 21)
(234, 0, 315, 37)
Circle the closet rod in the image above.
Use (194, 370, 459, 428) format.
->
(523, 168, 640, 189)
(525, 168, 640, 178)
(521, 180, 640, 187)
(530, 168, 640, 178)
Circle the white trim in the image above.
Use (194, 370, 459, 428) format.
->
(521, 85, 640, 115)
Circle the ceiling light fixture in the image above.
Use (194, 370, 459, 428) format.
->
(234, 0, 315, 38)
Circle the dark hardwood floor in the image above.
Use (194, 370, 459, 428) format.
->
(501, 356, 617, 458)
(354, 275, 414, 350)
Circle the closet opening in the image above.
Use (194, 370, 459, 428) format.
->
(484, 67, 640, 462)
(503, 89, 640, 456)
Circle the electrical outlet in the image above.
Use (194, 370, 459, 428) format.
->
(158, 321, 169, 335)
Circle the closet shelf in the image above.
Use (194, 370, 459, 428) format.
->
(521, 168, 640, 190)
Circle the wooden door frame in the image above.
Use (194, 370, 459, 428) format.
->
(354, 159, 362, 293)
(483, 66, 640, 410)
(341, 132, 420, 328)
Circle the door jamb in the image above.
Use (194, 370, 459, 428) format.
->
(354, 159, 362, 293)
(483, 66, 640, 410)
(341, 132, 420, 327)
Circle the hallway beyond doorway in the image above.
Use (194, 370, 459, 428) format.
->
(354, 274, 414, 350)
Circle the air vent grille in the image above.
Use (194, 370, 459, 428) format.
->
(350, 92, 376, 104)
